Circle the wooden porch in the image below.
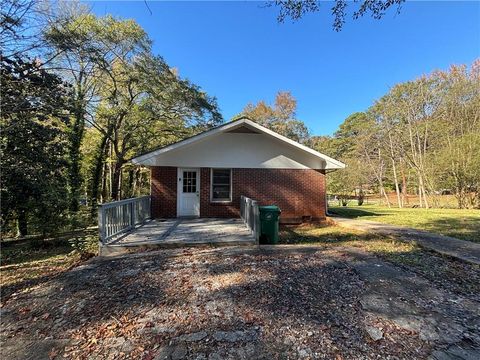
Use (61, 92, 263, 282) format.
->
(98, 196, 260, 255)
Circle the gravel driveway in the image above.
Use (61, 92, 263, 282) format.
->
(1, 245, 479, 359)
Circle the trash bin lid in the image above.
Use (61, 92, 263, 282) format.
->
(259, 205, 281, 212)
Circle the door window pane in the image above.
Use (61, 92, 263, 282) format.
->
(183, 171, 196, 193)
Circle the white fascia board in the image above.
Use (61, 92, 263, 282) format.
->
(131, 118, 346, 170)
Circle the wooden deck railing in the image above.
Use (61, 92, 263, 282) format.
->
(98, 196, 151, 244)
(240, 195, 260, 243)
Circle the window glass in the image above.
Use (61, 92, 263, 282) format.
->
(211, 169, 231, 201)
(183, 171, 196, 193)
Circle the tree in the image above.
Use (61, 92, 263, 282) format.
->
(1, 3, 225, 237)
(1, 55, 72, 236)
(1, 0, 41, 57)
(370, 96, 407, 208)
(430, 62, 480, 208)
(269, 0, 405, 31)
(313, 112, 376, 206)
(240, 91, 310, 143)
(44, 10, 150, 211)
(331, 60, 480, 209)
(89, 54, 222, 206)
(332, 112, 370, 157)
(325, 157, 369, 206)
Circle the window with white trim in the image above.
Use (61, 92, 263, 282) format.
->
(211, 169, 232, 202)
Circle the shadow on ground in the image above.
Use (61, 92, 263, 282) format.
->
(279, 224, 381, 245)
(424, 216, 480, 243)
(0, 246, 444, 360)
(279, 225, 480, 298)
(328, 207, 385, 218)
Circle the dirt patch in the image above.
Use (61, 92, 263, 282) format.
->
(1, 246, 478, 359)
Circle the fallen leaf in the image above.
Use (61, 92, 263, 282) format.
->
(48, 347, 58, 359)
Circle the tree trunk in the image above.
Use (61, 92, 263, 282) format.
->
(379, 179, 391, 208)
(357, 186, 365, 206)
(422, 180, 429, 209)
(109, 142, 113, 199)
(418, 175, 429, 209)
(17, 208, 28, 237)
(69, 109, 84, 212)
(387, 132, 402, 208)
(391, 158, 402, 208)
(132, 167, 143, 197)
(90, 135, 109, 218)
(127, 168, 135, 198)
(401, 164, 408, 205)
(119, 166, 123, 199)
(454, 179, 464, 209)
(101, 161, 107, 202)
(110, 161, 124, 201)
(418, 177, 423, 208)
(68, 99, 86, 212)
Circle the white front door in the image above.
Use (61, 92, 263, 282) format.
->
(177, 168, 200, 217)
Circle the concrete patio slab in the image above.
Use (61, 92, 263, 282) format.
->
(100, 218, 255, 255)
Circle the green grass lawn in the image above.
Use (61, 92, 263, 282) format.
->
(328, 204, 480, 243)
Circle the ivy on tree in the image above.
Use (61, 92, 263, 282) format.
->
(1, 56, 73, 236)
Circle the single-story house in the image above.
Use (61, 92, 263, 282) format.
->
(131, 117, 345, 223)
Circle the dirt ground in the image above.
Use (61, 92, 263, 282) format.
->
(1, 245, 479, 360)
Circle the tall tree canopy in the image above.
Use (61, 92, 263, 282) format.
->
(1, 56, 72, 236)
(1, 0, 40, 57)
(239, 91, 310, 143)
(1, 3, 222, 237)
(44, 9, 151, 211)
(315, 60, 480, 209)
(88, 53, 222, 204)
(42, 9, 222, 209)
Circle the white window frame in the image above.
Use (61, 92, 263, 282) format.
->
(210, 168, 232, 203)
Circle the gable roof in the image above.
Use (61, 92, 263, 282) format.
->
(130, 118, 345, 170)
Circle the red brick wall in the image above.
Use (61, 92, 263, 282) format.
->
(200, 168, 326, 222)
(150, 166, 326, 222)
(150, 166, 177, 218)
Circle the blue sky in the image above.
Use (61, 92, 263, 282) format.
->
(88, 1, 480, 135)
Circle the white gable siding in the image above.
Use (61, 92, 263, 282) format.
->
(138, 132, 326, 169)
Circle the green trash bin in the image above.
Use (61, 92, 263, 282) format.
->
(259, 205, 281, 244)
